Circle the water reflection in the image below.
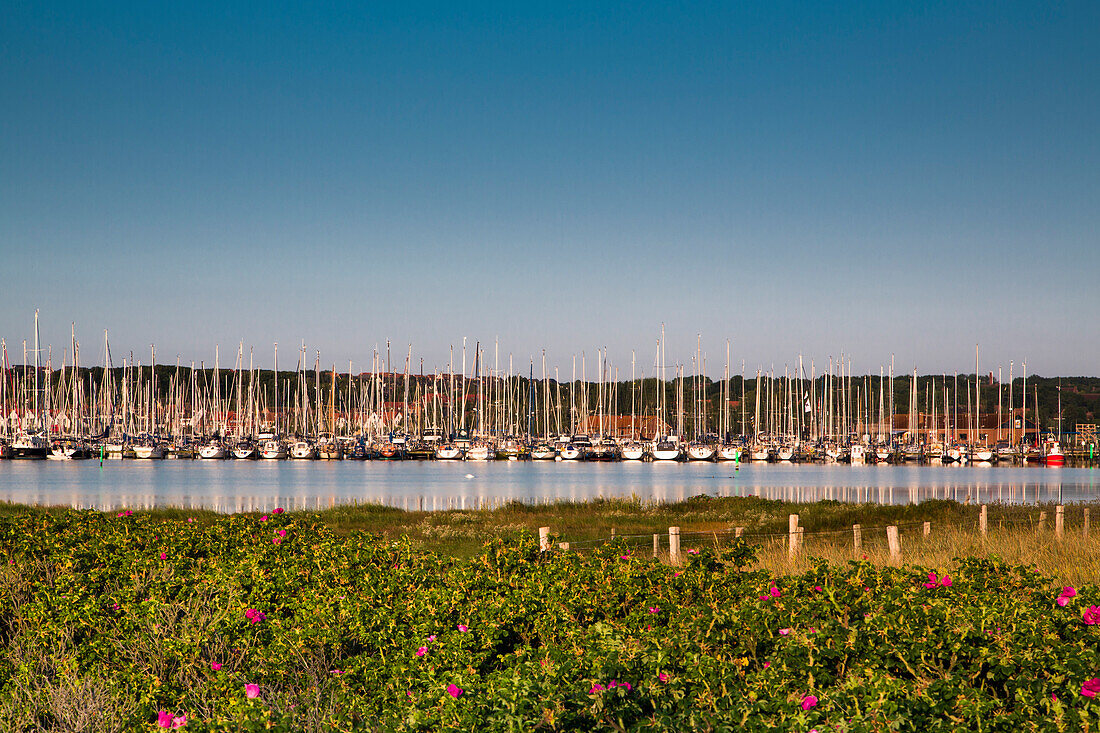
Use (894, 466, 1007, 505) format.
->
(0, 461, 1095, 512)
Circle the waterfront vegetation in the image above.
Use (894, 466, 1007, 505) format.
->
(3, 497, 1100, 730)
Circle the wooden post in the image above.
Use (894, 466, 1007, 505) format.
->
(1039, 512, 1047, 533)
(558, 542, 569, 551)
(611, 527, 616, 539)
(980, 505, 988, 536)
(887, 525, 901, 564)
(669, 527, 681, 564)
(735, 527, 745, 538)
(1056, 505, 1064, 540)
(539, 526, 550, 552)
(923, 521, 931, 538)
(1085, 508, 1090, 539)
(788, 514, 800, 560)
(653, 533, 659, 558)
(853, 524, 862, 554)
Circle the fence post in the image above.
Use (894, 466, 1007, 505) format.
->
(611, 527, 616, 539)
(1056, 505, 1065, 540)
(788, 514, 800, 560)
(1085, 508, 1091, 539)
(980, 505, 988, 536)
(558, 542, 569, 551)
(1039, 512, 1047, 533)
(735, 527, 745, 538)
(887, 525, 901, 565)
(539, 526, 550, 552)
(923, 521, 931, 538)
(653, 533, 659, 558)
(669, 526, 681, 564)
(853, 524, 862, 555)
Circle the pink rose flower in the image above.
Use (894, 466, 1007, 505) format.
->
(1083, 606, 1100, 625)
(457, 624, 469, 632)
(779, 628, 792, 636)
(157, 711, 187, 729)
(210, 662, 222, 671)
(1082, 678, 1100, 698)
(245, 684, 260, 699)
(416, 646, 427, 657)
(658, 672, 669, 682)
(801, 694, 818, 711)
(447, 683, 463, 698)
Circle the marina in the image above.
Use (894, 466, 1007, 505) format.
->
(3, 316, 1096, 470)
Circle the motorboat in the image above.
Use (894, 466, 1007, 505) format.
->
(1044, 439, 1065, 466)
(11, 432, 49, 459)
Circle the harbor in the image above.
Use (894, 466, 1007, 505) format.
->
(3, 315, 1097, 468)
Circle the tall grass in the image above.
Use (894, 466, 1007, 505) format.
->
(3, 496, 1097, 581)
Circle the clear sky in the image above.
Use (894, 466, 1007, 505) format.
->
(2, 1, 1098, 377)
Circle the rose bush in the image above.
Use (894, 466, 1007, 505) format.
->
(0, 510, 1097, 730)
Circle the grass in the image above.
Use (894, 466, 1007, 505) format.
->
(3, 495, 1098, 581)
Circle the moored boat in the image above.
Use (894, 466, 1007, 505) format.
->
(530, 443, 557, 460)
(259, 438, 288, 460)
(198, 440, 228, 459)
(465, 441, 492, 461)
(11, 432, 49, 459)
(289, 440, 316, 460)
(717, 444, 742, 462)
(231, 440, 257, 460)
(686, 441, 716, 461)
(651, 437, 681, 461)
(434, 443, 463, 460)
(1044, 440, 1065, 466)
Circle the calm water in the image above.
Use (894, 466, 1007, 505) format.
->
(1, 460, 1098, 512)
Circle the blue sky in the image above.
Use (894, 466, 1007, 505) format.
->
(2, 1, 1098, 376)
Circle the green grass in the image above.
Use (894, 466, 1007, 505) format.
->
(3, 496, 1095, 575)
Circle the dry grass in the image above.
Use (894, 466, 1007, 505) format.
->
(684, 523, 1100, 585)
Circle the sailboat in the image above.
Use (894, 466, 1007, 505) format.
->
(649, 330, 681, 461)
(12, 312, 49, 459)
